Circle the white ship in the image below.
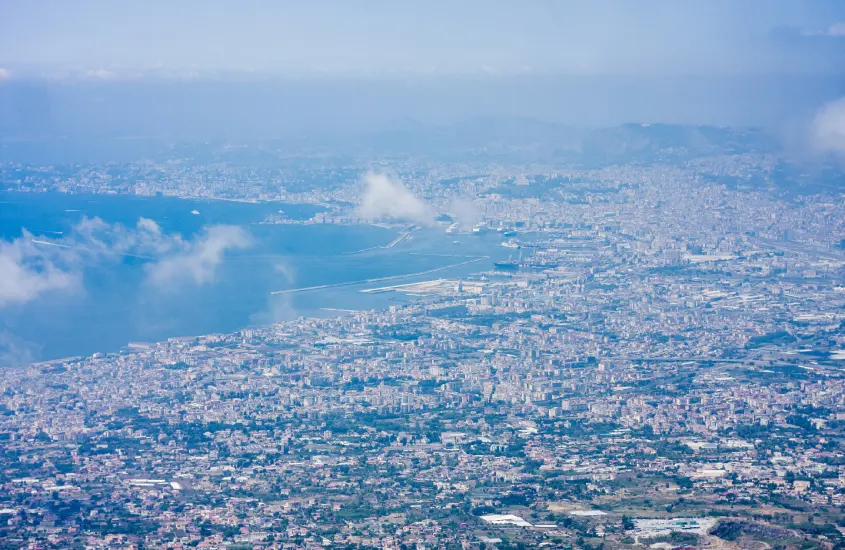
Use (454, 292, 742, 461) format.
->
(472, 223, 488, 235)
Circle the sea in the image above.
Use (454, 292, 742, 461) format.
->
(0, 192, 509, 364)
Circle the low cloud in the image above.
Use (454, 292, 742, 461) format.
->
(249, 263, 297, 325)
(72, 216, 170, 257)
(803, 22, 845, 37)
(810, 97, 845, 155)
(0, 233, 80, 307)
(84, 68, 118, 80)
(827, 23, 845, 37)
(0, 331, 39, 368)
(272, 262, 296, 286)
(146, 225, 252, 287)
(0, 218, 252, 306)
(357, 172, 434, 224)
(449, 197, 483, 228)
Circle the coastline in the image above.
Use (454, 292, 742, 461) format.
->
(0, 193, 504, 367)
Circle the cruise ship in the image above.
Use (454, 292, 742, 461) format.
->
(472, 223, 488, 235)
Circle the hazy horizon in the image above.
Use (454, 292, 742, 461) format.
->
(2, 1, 845, 145)
(2, 1, 845, 77)
(1, 74, 844, 141)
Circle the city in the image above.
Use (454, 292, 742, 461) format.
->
(2, 2, 845, 548)
(2, 139, 845, 548)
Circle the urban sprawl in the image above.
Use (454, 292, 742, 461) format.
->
(2, 142, 845, 549)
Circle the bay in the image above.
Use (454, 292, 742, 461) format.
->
(0, 192, 507, 363)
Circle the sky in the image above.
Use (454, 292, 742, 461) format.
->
(1, 1, 845, 137)
(1, 0, 845, 78)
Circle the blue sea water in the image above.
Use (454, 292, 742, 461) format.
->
(0, 192, 506, 363)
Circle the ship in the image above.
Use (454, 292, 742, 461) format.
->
(493, 261, 520, 271)
(494, 249, 523, 271)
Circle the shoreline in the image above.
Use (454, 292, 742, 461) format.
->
(1, 187, 327, 209)
(0, 192, 502, 369)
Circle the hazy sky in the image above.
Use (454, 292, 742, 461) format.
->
(2, 0, 845, 77)
(1, 1, 845, 138)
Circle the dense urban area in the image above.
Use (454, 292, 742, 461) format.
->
(2, 125, 845, 549)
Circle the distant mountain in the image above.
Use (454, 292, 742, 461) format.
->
(0, 110, 781, 167)
(364, 117, 779, 165)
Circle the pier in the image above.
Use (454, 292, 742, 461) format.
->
(270, 256, 488, 295)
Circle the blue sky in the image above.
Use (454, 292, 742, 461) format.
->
(1, 0, 845, 78)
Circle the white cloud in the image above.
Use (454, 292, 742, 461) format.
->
(805, 22, 845, 37)
(136, 217, 161, 234)
(0, 68, 11, 80)
(0, 218, 253, 307)
(249, 263, 297, 325)
(0, 331, 38, 368)
(146, 225, 252, 287)
(357, 172, 434, 224)
(811, 97, 845, 155)
(72, 216, 169, 257)
(448, 197, 482, 228)
(0, 232, 80, 307)
(84, 68, 118, 80)
(272, 262, 295, 285)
